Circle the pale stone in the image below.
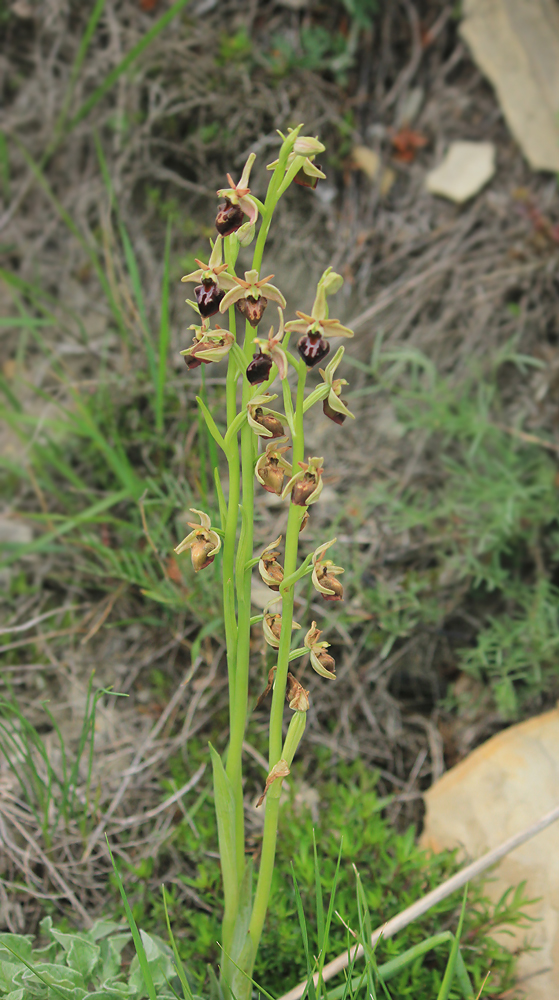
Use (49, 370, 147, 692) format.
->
(461, 0, 559, 172)
(421, 708, 559, 1000)
(426, 142, 496, 203)
(352, 146, 380, 181)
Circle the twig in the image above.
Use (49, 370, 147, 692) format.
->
(0, 603, 87, 636)
(110, 763, 205, 830)
(495, 423, 559, 455)
(0, 809, 92, 927)
(81, 582, 127, 644)
(278, 803, 559, 1000)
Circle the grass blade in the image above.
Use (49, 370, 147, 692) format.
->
(106, 836, 158, 1000)
(67, 0, 193, 133)
(162, 884, 195, 1000)
(0, 488, 129, 568)
(52, 0, 108, 143)
(156, 217, 172, 434)
(437, 888, 468, 1000)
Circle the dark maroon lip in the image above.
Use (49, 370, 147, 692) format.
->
(297, 333, 330, 368)
(215, 198, 244, 236)
(194, 282, 225, 318)
(246, 351, 273, 385)
(236, 295, 268, 328)
(323, 398, 346, 424)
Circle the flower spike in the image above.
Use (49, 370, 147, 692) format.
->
(319, 346, 355, 424)
(216, 153, 259, 236)
(175, 509, 221, 572)
(311, 538, 345, 601)
(282, 456, 324, 506)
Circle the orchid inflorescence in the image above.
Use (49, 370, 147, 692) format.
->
(172, 125, 355, 999)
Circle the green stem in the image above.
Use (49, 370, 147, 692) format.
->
(225, 318, 256, 885)
(222, 239, 240, 767)
(245, 362, 307, 970)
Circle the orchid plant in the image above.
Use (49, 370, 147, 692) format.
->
(175, 126, 355, 998)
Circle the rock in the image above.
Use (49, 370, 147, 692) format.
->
(426, 141, 496, 203)
(460, 0, 559, 172)
(421, 707, 559, 1000)
(352, 146, 380, 181)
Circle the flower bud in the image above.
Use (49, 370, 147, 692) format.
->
(286, 673, 310, 712)
(297, 333, 330, 368)
(236, 295, 268, 328)
(282, 710, 306, 766)
(215, 197, 244, 236)
(190, 537, 217, 572)
(293, 136, 325, 157)
(246, 350, 273, 385)
(236, 221, 256, 246)
(194, 279, 225, 319)
(253, 408, 285, 438)
(323, 398, 347, 424)
(320, 573, 344, 601)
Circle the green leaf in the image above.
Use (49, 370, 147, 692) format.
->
(196, 396, 225, 451)
(209, 744, 238, 923)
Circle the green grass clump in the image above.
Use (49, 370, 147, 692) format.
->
(128, 750, 531, 998)
(346, 339, 559, 719)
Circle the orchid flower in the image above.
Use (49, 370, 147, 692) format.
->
(180, 327, 234, 369)
(255, 438, 292, 494)
(247, 394, 288, 438)
(219, 269, 286, 328)
(263, 600, 301, 649)
(311, 538, 344, 601)
(304, 622, 336, 679)
(180, 237, 238, 318)
(319, 346, 355, 424)
(250, 307, 288, 380)
(259, 536, 284, 591)
(286, 268, 353, 367)
(282, 456, 324, 506)
(267, 130, 326, 189)
(174, 509, 221, 572)
(216, 153, 259, 236)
